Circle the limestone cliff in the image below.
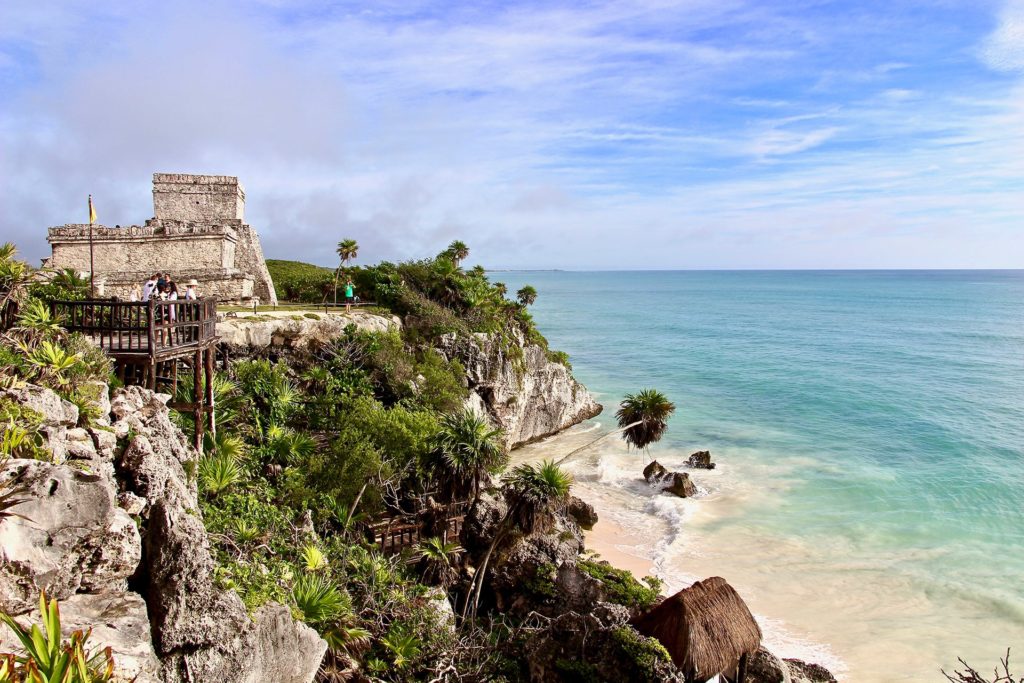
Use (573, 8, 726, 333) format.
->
(436, 331, 603, 450)
(0, 384, 325, 683)
(217, 310, 400, 354)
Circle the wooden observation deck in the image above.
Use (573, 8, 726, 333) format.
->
(50, 298, 219, 449)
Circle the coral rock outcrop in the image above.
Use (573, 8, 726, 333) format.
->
(437, 332, 602, 449)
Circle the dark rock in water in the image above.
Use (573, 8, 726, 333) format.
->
(643, 460, 669, 484)
(785, 658, 839, 683)
(747, 646, 791, 683)
(687, 450, 716, 469)
(566, 495, 599, 530)
(663, 472, 697, 498)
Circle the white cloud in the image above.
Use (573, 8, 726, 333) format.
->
(981, 0, 1024, 71)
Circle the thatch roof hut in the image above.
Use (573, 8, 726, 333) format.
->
(630, 576, 762, 683)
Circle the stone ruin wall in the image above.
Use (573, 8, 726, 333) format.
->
(46, 174, 277, 304)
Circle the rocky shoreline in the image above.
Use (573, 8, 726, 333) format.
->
(1, 304, 836, 682)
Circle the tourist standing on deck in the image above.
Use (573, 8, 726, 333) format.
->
(142, 274, 159, 301)
(184, 279, 199, 300)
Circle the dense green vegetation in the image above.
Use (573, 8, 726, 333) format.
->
(266, 259, 334, 303)
(0, 240, 673, 682)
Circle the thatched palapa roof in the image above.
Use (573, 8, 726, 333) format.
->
(630, 576, 762, 682)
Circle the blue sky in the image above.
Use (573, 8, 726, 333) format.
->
(1, 0, 1021, 269)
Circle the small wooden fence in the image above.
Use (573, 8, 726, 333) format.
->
(370, 500, 471, 554)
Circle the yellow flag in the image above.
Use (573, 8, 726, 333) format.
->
(88, 195, 97, 224)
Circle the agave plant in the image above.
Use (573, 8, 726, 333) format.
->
(13, 299, 63, 344)
(301, 544, 328, 573)
(380, 627, 423, 671)
(232, 518, 261, 545)
(0, 472, 32, 524)
(323, 624, 372, 657)
(292, 573, 350, 625)
(198, 454, 241, 497)
(22, 340, 81, 388)
(0, 591, 116, 682)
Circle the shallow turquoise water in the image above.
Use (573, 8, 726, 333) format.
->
(498, 270, 1024, 680)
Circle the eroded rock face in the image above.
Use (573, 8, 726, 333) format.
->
(217, 311, 400, 353)
(109, 386, 326, 683)
(526, 610, 686, 683)
(0, 459, 141, 615)
(748, 646, 793, 683)
(566, 496, 599, 530)
(785, 658, 839, 683)
(437, 332, 602, 449)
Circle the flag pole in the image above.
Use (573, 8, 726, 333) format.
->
(88, 195, 95, 298)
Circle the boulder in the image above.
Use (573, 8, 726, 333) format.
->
(0, 460, 141, 615)
(566, 496, 598, 530)
(687, 450, 716, 469)
(216, 311, 400, 353)
(663, 472, 697, 498)
(436, 332, 602, 450)
(748, 646, 792, 683)
(1, 384, 78, 428)
(526, 611, 686, 683)
(785, 658, 839, 683)
(643, 460, 669, 484)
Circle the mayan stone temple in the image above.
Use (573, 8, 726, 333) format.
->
(45, 173, 278, 304)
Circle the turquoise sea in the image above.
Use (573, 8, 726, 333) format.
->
(499, 270, 1024, 682)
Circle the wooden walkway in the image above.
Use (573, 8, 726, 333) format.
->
(371, 500, 471, 554)
(51, 298, 220, 449)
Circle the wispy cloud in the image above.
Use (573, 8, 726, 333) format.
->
(0, 0, 1021, 269)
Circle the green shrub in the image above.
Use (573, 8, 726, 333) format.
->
(198, 454, 241, 496)
(0, 398, 46, 459)
(577, 559, 662, 610)
(612, 626, 672, 676)
(292, 573, 350, 625)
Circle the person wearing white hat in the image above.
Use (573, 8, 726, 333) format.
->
(184, 279, 199, 300)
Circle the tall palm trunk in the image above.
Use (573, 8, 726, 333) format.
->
(554, 419, 643, 466)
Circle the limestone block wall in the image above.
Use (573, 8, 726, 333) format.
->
(48, 224, 235, 274)
(234, 224, 277, 305)
(152, 173, 245, 222)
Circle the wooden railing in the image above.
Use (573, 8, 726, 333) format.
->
(370, 500, 471, 554)
(50, 298, 218, 355)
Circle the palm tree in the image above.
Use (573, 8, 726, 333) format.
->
(463, 459, 572, 620)
(516, 285, 537, 307)
(333, 238, 359, 304)
(445, 240, 470, 268)
(426, 409, 505, 507)
(503, 459, 574, 535)
(616, 389, 676, 451)
(494, 282, 507, 298)
(409, 537, 463, 588)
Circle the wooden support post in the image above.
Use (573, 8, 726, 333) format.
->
(204, 347, 216, 438)
(193, 350, 204, 452)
